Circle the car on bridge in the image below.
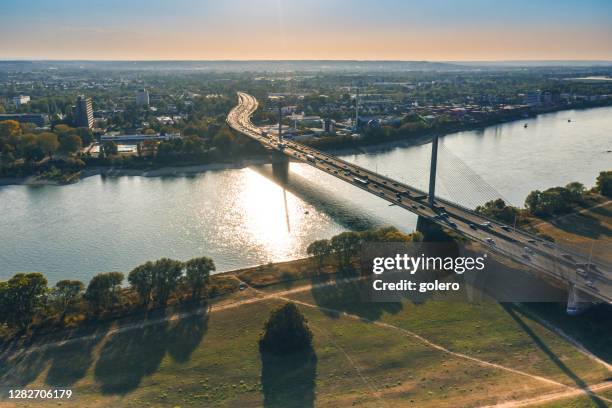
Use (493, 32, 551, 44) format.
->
(354, 177, 369, 186)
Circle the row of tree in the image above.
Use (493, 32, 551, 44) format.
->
(476, 171, 611, 222)
(0, 256, 215, 332)
(307, 227, 423, 272)
(0, 227, 420, 334)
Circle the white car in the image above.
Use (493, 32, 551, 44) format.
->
(486, 237, 495, 245)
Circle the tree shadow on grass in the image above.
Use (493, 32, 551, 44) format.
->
(45, 337, 101, 387)
(93, 306, 209, 394)
(94, 318, 170, 394)
(166, 306, 209, 363)
(501, 303, 609, 408)
(261, 349, 317, 408)
(310, 275, 403, 321)
(0, 348, 49, 389)
(0, 321, 112, 390)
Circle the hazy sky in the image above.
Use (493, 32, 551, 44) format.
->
(1, 0, 611, 60)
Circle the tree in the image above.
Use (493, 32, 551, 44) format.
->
(525, 190, 542, 215)
(361, 226, 418, 242)
(306, 239, 331, 271)
(53, 124, 75, 137)
(128, 261, 155, 306)
(565, 181, 586, 198)
(52, 280, 84, 319)
(84, 272, 124, 312)
(151, 258, 184, 305)
(102, 141, 118, 156)
(259, 302, 313, 354)
(0, 273, 48, 330)
(330, 231, 362, 269)
(595, 171, 612, 197)
(525, 187, 573, 217)
(37, 132, 60, 158)
(184, 257, 215, 300)
(75, 127, 94, 145)
(475, 198, 520, 224)
(59, 134, 83, 154)
(0, 120, 21, 139)
(212, 128, 234, 153)
(21, 135, 45, 162)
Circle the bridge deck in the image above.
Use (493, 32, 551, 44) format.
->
(227, 92, 612, 304)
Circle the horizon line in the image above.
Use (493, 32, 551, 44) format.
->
(1, 58, 612, 63)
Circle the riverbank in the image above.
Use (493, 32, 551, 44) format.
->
(2, 103, 610, 187)
(0, 156, 271, 187)
(310, 102, 612, 156)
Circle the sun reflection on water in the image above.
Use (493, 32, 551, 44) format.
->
(236, 167, 309, 261)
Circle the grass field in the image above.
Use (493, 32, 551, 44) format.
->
(0, 271, 610, 408)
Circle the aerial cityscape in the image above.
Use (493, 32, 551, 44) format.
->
(0, 1, 611, 407)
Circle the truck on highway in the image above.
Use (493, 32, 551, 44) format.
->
(354, 177, 369, 186)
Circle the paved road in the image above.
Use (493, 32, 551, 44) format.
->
(227, 92, 612, 305)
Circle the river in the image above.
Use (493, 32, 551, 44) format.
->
(1, 106, 610, 283)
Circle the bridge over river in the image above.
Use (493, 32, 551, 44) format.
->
(227, 92, 612, 313)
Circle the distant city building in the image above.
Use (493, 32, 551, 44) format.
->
(100, 133, 181, 143)
(156, 116, 175, 125)
(12, 95, 30, 107)
(323, 118, 336, 134)
(524, 90, 542, 107)
(280, 105, 297, 115)
(73, 96, 94, 128)
(0, 113, 49, 127)
(136, 88, 150, 106)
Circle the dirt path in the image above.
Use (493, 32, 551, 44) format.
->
(479, 380, 612, 408)
(276, 294, 612, 405)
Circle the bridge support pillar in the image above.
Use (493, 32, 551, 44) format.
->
(428, 135, 439, 207)
(271, 150, 289, 182)
(566, 283, 593, 315)
(416, 215, 453, 242)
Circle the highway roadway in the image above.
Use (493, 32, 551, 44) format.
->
(227, 92, 612, 305)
